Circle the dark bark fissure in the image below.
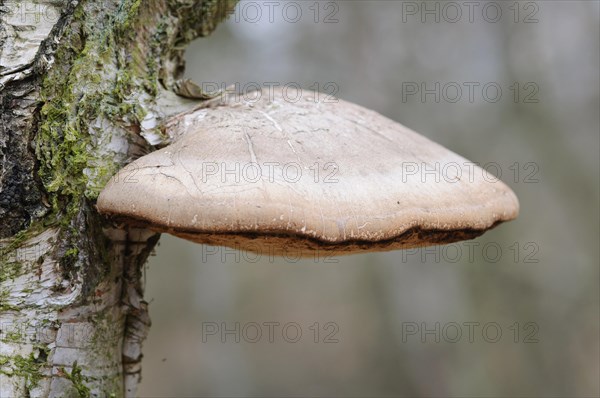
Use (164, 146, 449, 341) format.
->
(1, 0, 82, 237)
(0, 77, 46, 238)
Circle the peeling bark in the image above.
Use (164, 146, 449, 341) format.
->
(0, 0, 236, 396)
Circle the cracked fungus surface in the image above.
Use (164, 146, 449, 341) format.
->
(97, 87, 519, 255)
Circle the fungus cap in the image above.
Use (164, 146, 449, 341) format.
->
(97, 87, 519, 255)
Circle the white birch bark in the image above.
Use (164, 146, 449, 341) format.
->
(0, 0, 236, 396)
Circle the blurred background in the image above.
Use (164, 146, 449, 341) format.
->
(139, 1, 599, 396)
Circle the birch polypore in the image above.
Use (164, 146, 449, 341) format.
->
(97, 87, 519, 256)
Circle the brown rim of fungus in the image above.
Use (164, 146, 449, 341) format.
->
(97, 87, 519, 256)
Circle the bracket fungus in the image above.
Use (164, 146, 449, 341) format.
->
(97, 87, 518, 256)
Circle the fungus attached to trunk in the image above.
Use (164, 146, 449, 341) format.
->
(97, 87, 518, 256)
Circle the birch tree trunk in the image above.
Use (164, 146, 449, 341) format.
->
(0, 1, 235, 396)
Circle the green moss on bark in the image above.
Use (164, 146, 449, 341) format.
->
(62, 362, 92, 398)
(0, 261, 22, 284)
(0, 349, 48, 390)
(35, 0, 238, 216)
(35, 0, 157, 217)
